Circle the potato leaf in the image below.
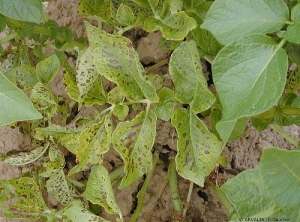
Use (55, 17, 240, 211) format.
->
(169, 41, 215, 113)
(0, 71, 42, 126)
(36, 54, 60, 84)
(155, 87, 176, 121)
(285, 4, 300, 44)
(41, 169, 74, 206)
(213, 35, 288, 121)
(34, 125, 81, 154)
(171, 108, 222, 186)
(69, 114, 112, 175)
(4, 65, 38, 91)
(63, 201, 109, 222)
(221, 168, 277, 218)
(201, 0, 289, 45)
(116, 4, 135, 26)
(3, 143, 49, 166)
(0, 0, 42, 24)
(85, 22, 158, 102)
(86, 165, 122, 216)
(260, 148, 300, 210)
(144, 11, 197, 40)
(0, 177, 48, 220)
(78, 0, 117, 27)
(112, 110, 157, 189)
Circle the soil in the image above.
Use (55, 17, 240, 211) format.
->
(1, 1, 299, 222)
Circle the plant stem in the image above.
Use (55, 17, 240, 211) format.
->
(204, 55, 214, 64)
(0, 32, 18, 45)
(66, 176, 85, 188)
(269, 123, 299, 147)
(281, 107, 300, 116)
(145, 59, 168, 73)
(110, 165, 125, 187)
(129, 152, 159, 222)
(167, 159, 183, 213)
(210, 185, 234, 216)
(182, 181, 193, 218)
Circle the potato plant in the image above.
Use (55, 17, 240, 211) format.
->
(0, 0, 300, 221)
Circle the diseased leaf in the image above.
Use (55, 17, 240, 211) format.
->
(78, 0, 117, 26)
(0, 0, 42, 24)
(43, 147, 66, 170)
(63, 201, 109, 222)
(4, 65, 38, 90)
(0, 177, 48, 220)
(108, 87, 124, 104)
(213, 35, 288, 121)
(69, 114, 112, 175)
(63, 60, 79, 101)
(36, 54, 60, 84)
(221, 168, 277, 218)
(169, 41, 215, 113)
(0, 71, 42, 126)
(85, 22, 158, 102)
(116, 4, 135, 26)
(171, 108, 222, 186)
(215, 118, 246, 144)
(112, 110, 157, 189)
(286, 65, 300, 93)
(42, 169, 74, 206)
(132, 0, 159, 8)
(3, 143, 49, 166)
(86, 165, 122, 216)
(34, 125, 81, 154)
(201, 0, 289, 45)
(144, 11, 197, 40)
(113, 104, 129, 121)
(155, 87, 176, 121)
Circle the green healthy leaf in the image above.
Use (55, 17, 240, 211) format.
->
(213, 35, 288, 121)
(78, 0, 117, 27)
(171, 108, 222, 186)
(116, 4, 135, 26)
(63, 201, 109, 222)
(201, 0, 289, 45)
(221, 168, 277, 218)
(216, 118, 246, 144)
(112, 110, 157, 189)
(155, 87, 176, 121)
(34, 125, 81, 154)
(86, 165, 122, 216)
(285, 4, 300, 44)
(85, 22, 158, 102)
(169, 41, 215, 113)
(0, 0, 42, 24)
(260, 148, 300, 208)
(144, 11, 197, 40)
(0, 177, 48, 220)
(113, 104, 129, 121)
(69, 114, 112, 175)
(4, 65, 38, 90)
(3, 143, 49, 166)
(292, 96, 300, 108)
(36, 54, 60, 84)
(0, 15, 6, 32)
(0, 71, 42, 126)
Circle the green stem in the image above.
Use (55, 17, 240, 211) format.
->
(281, 107, 300, 116)
(276, 38, 287, 50)
(145, 59, 169, 73)
(66, 176, 85, 188)
(167, 159, 183, 213)
(211, 185, 234, 216)
(129, 152, 159, 222)
(204, 55, 214, 64)
(123, 99, 150, 105)
(182, 181, 194, 218)
(269, 123, 299, 147)
(0, 32, 18, 45)
(110, 165, 125, 187)
(42, 11, 49, 22)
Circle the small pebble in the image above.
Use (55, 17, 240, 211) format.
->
(0, 140, 5, 148)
